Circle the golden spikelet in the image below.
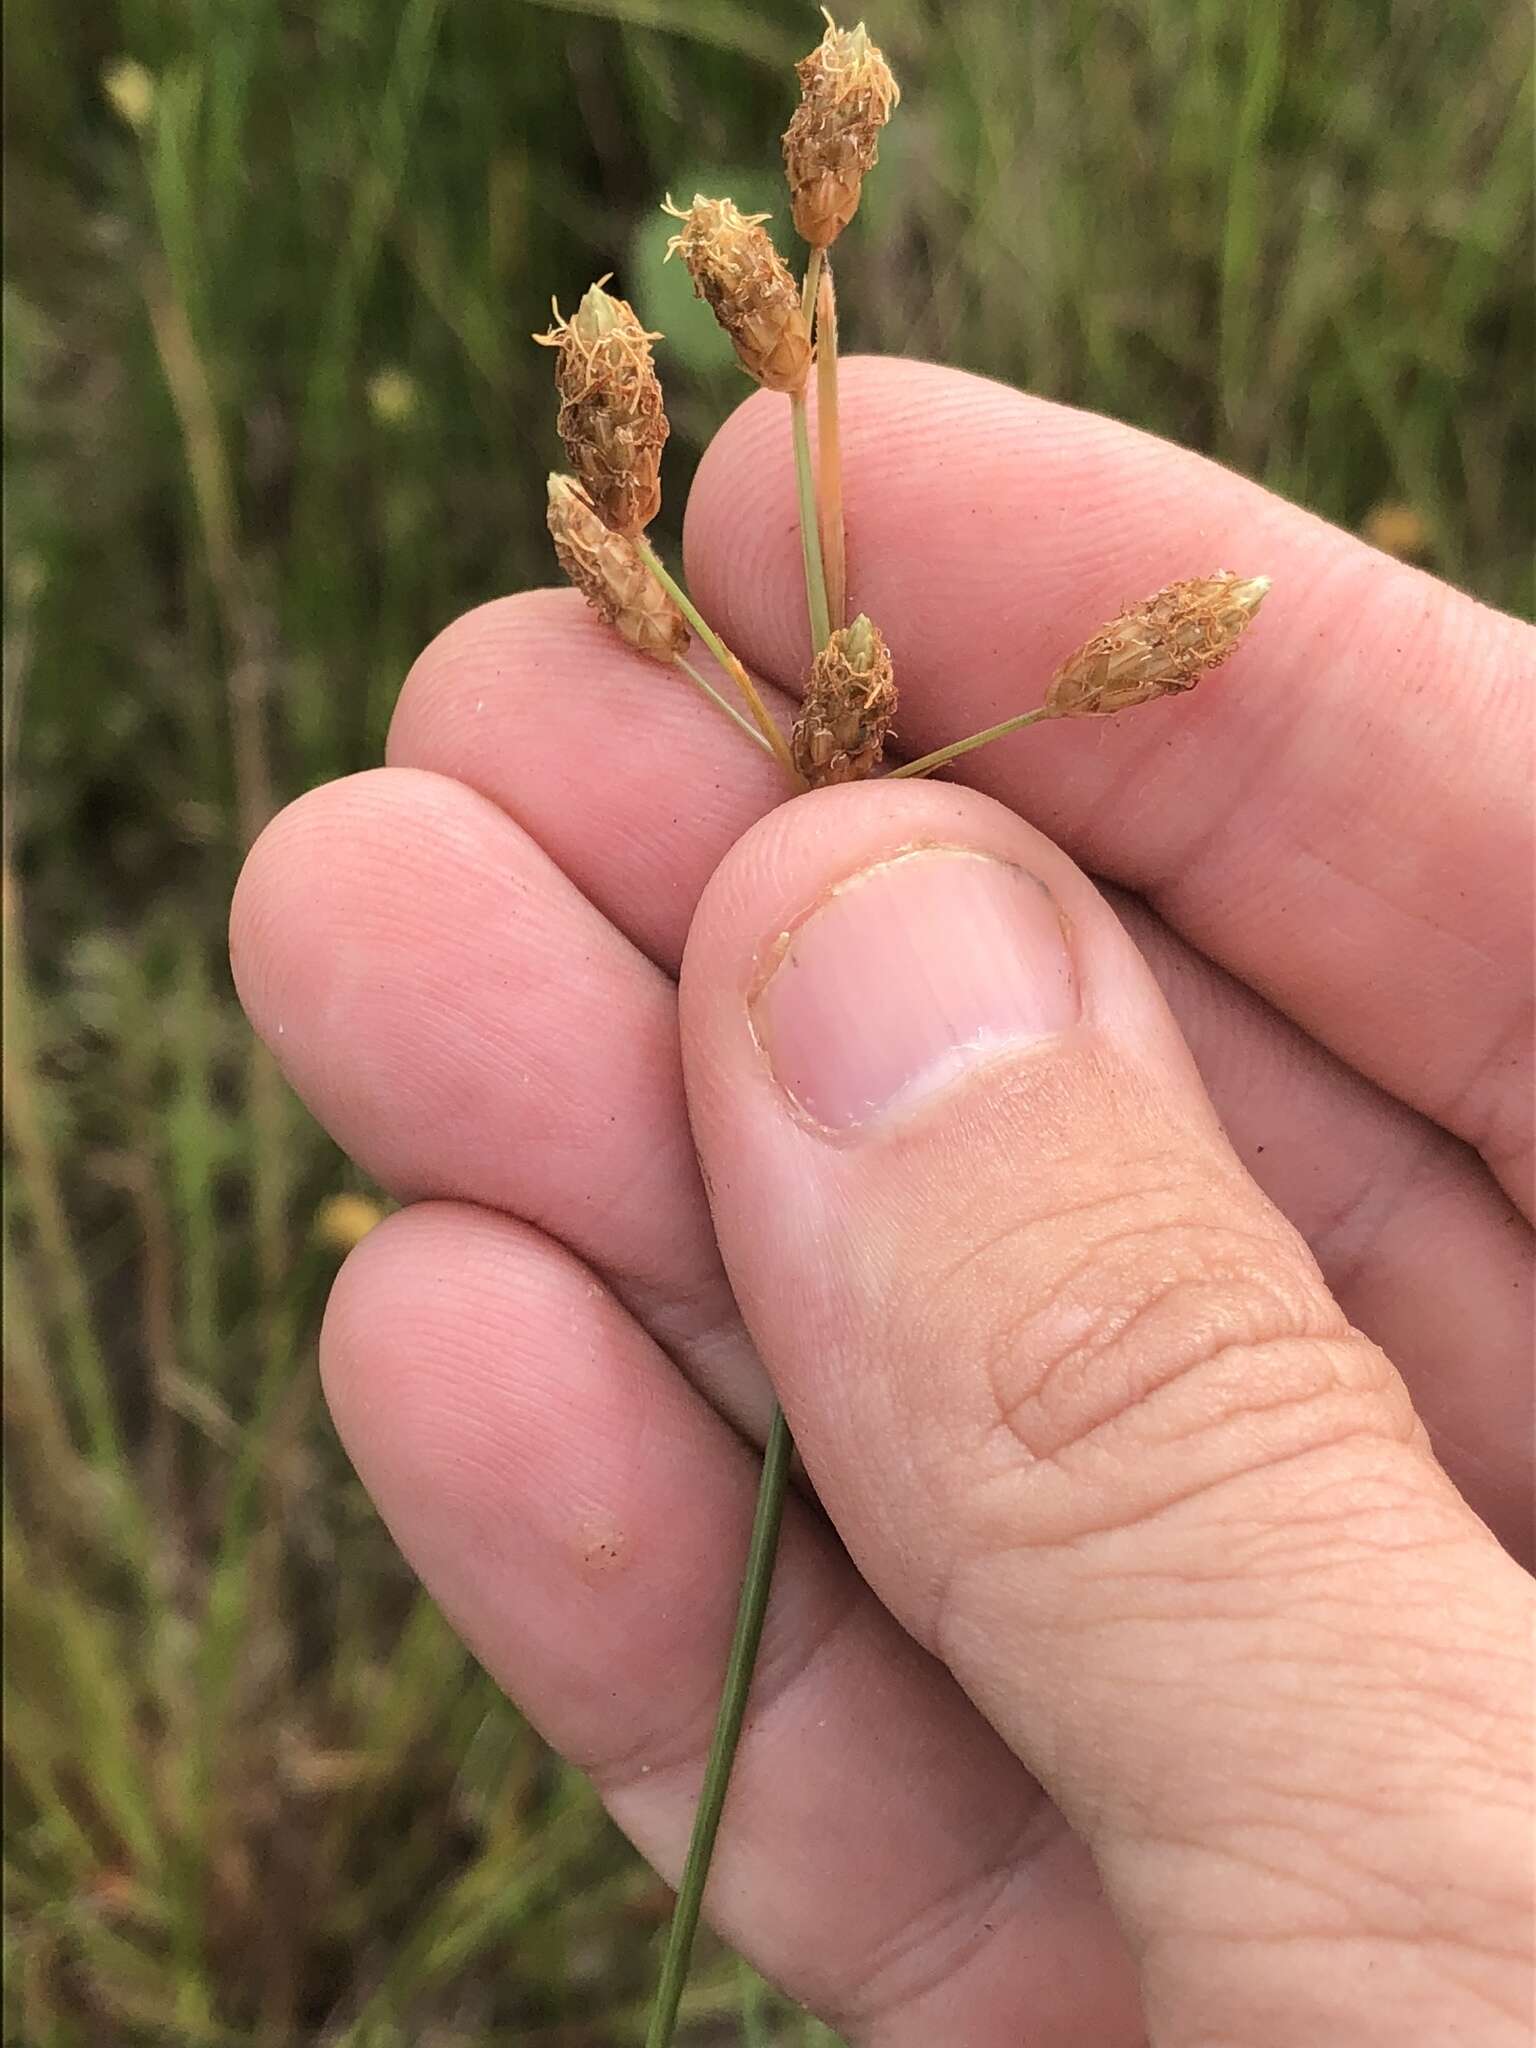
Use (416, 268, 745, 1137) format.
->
(663, 195, 813, 394)
(1044, 574, 1270, 719)
(782, 11, 900, 249)
(533, 281, 668, 536)
(546, 474, 689, 663)
(792, 613, 897, 786)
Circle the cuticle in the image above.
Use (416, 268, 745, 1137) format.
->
(746, 841, 1056, 1008)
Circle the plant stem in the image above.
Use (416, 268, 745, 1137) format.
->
(644, 1405, 795, 2048)
(676, 655, 775, 754)
(635, 538, 802, 786)
(789, 246, 832, 656)
(889, 705, 1053, 778)
(815, 260, 846, 632)
(789, 395, 832, 656)
(800, 244, 824, 326)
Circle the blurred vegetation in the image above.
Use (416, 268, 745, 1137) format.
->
(4, 0, 1531, 2040)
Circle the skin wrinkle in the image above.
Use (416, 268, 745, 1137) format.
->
(1129, 1820, 1424, 1929)
(1156, 803, 1533, 1199)
(1440, 999, 1536, 1199)
(854, 1129, 1269, 1369)
(1122, 1338, 1392, 1455)
(1111, 884, 1523, 1239)
(1097, 1737, 1533, 2032)
(1050, 1599, 1528, 1777)
(1145, 1925, 1532, 2042)
(837, 1805, 1060, 2033)
(940, 1418, 1415, 1638)
(1262, 846, 1534, 1151)
(980, 1253, 1348, 1466)
(1297, 1112, 1456, 1304)
(1142, 1820, 1519, 2015)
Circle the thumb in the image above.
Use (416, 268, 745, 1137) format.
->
(679, 780, 1533, 2047)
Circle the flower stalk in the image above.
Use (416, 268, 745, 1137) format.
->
(634, 538, 802, 786)
(642, 1406, 793, 2048)
(789, 386, 833, 656)
(789, 244, 832, 656)
(677, 657, 776, 753)
(890, 706, 1051, 778)
(815, 261, 847, 632)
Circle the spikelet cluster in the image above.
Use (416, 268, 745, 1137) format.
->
(534, 283, 667, 536)
(546, 474, 689, 663)
(793, 614, 897, 786)
(782, 12, 900, 248)
(664, 195, 813, 394)
(1045, 574, 1271, 719)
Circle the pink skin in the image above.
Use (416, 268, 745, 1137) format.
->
(231, 360, 1535, 2042)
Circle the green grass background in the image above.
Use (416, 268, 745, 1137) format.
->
(4, 1, 1531, 2040)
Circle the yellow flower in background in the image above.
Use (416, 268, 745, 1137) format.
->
(315, 1193, 386, 1252)
(103, 58, 156, 131)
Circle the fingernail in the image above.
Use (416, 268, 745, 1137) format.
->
(751, 849, 1079, 1130)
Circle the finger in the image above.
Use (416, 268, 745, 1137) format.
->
(1109, 888, 1533, 1561)
(322, 1201, 1142, 2043)
(229, 766, 769, 1439)
(683, 357, 1536, 1214)
(386, 587, 791, 971)
(384, 591, 1532, 1554)
(680, 778, 1535, 2048)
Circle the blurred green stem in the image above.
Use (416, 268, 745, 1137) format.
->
(1, 870, 157, 1581)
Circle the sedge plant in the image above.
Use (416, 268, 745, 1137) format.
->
(533, 15, 1271, 2040)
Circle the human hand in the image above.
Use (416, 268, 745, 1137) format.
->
(231, 360, 1535, 2044)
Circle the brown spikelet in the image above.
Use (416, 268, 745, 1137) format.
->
(663, 195, 812, 394)
(792, 614, 897, 786)
(1045, 573, 1271, 719)
(533, 281, 668, 536)
(782, 12, 900, 249)
(546, 474, 689, 663)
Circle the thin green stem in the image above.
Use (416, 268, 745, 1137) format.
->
(635, 538, 801, 786)
(889, 705, 1053, 778)
(790, 244, 832, 656)
(789, 394, 832, 655)
(645, 1406, 795, 2048)
(815, 260, 846, 633)
(676, 655, 775, 754)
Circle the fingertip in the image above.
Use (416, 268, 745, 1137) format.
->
(387, 586, 605, 767)
(229, 765, 478, 1053)
(318, 1199, 682, 1568)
